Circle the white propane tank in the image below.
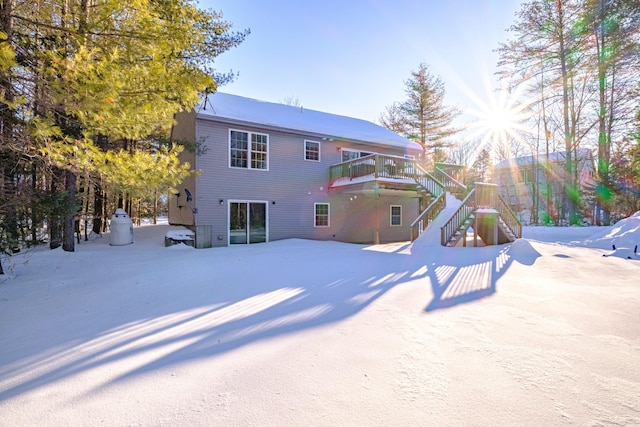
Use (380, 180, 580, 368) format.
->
(109, 208, 133, 246)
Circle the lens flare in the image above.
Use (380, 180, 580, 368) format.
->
(463, 80, 535, 163)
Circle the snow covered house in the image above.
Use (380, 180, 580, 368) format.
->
(493, 148, 597, 224)
(168, 92, 432, 248)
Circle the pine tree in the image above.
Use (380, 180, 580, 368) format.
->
(380, 63, 459, 165)
(467, 148, 493, 185)
(0, 0, 248, 256)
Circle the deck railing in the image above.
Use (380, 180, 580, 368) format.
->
(329, 154, 444, 198)
(329, 154, 377, 185)
(329, 154, 415, 186)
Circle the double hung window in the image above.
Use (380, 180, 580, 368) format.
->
(305, 140, 320, 161)
(230, 129, 269, 170)
(315, 203, 330, 227)
(390, 205, 402, 226)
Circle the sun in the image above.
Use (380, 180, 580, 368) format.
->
(467, 85, 533, 153)
(475, 103, 526, 151)
(455, 76, 535, 164)
(484, 105, 519, 135)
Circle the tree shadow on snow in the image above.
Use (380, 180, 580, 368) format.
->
(0, 237, 540, 402)
(0, 239, 427, 401)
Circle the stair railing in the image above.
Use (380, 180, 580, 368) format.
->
(496, 194, 522, 238)
(433, 166, 467, 196)
(413, 163, 445, 199)
(440, 188, 477, 246)
(439, 184, 523, 246)
(410, 192, 446, 241)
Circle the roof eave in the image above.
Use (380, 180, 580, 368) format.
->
(195, 112, 421, 152)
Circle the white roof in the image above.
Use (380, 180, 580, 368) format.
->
(494, 148, 593, 169)
(195, 92, 423, 152)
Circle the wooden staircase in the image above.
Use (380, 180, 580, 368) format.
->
(327, 156, 520, 246)
(410, 164, 468, 241)
(439, 183, 522, 247)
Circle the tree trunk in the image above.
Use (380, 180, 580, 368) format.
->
(62, 170, 76, 252)
(153, 191, 158, 225)
(125, 196, 131, 217)
(92, 181, 105, 234)
(92, 137, 108, 234)
(532, 149, 539, 225)
(49, 168, 64, 249)
(1, 0, 17, 254)
(30, 164, 39, 244)
(595, 20, 608, 225)
(84, 185, 90, 241)
(556, 0, 576, 223)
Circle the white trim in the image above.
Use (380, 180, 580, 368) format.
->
(340, 148, 361, 155)
(304, 140, 321, 162)
(228, 128, 269, 171)
(314, 202, 330, 227)
(227, 199, 269, 245)
(340, 148, 374, 162)
(390, 205, 402, 226)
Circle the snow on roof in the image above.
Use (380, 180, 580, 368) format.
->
(494, 148, 593, 169)
(195, 92, 423, 152)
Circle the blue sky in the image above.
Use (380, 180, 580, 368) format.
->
(201, 0, 525, 135)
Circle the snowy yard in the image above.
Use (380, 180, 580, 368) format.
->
(1, 215, 639, 426)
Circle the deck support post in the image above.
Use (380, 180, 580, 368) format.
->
(475, 210, 499, 246)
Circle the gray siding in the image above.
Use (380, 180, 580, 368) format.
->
(192, 116, 420, 247)
(325, 193, 418, 244)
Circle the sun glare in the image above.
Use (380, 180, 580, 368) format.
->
(485, 106, 518, 134)
(425, 59, 536, 166)
(450, 72, 535, 165)
(464, 77, 536, 160)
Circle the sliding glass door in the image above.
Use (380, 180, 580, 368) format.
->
(229, 201, 267, 244)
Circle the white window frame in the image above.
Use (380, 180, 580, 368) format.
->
(229, 128, 269, 171)
(314, 203, 330, 227)
(390, 205, 402, 226)
(341, 148, 373, 162)
(304, 140, 321, 162)
(227, 199, 269, 245)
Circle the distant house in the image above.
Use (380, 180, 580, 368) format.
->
(493, 148, 597, 224)
(168, 92, 434, 248)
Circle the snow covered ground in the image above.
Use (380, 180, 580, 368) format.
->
(1, 213, 639, 426)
